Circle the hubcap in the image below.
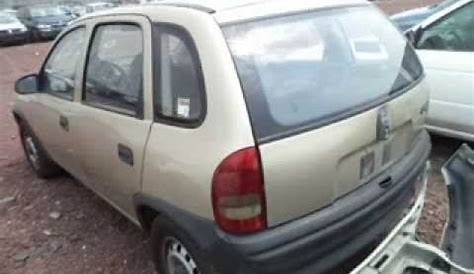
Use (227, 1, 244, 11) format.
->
(165, 237, 199, 274)
(24, 135, 40, 170)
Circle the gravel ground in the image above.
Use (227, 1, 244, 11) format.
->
(0, 1, 458, 273)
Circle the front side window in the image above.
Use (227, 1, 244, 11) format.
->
(223, 6, 423, 141)
(42, 27, 85, 100)
(417, 2, 474, 51)
(153, 25, 204, 124)
(84, 24, 143, 116)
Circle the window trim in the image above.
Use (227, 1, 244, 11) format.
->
(39, 26, 86, 101)
(152, 23, 207, 128)
(82, 22, 145, 119)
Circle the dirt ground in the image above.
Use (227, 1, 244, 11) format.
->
(0, 1, 458, 273)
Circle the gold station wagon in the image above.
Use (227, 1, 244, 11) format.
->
(13, 1, 431, 273)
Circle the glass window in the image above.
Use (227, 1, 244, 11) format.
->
(42, 27, 85, 100)
(84, 24, 143, 116)
(223, 6, 423, 140)
(154, 25, 204, 123)
(418, 2, 474, 51)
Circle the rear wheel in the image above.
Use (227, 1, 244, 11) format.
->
(19, 123, 61, 178)
(151, 217, 213, 274)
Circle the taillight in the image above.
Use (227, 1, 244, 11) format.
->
(212, 147, 267, 235)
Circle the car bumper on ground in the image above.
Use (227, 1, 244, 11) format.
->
(353, 144, 474, 274)
(135, 131, 432, 274)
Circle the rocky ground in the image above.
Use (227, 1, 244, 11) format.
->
(0, 1, 459, 273)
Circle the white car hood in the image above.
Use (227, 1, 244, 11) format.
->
(0, 21, 26, 31)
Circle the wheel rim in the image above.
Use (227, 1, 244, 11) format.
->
(165, 237, 199, 274)
(24, 135, 40, 170)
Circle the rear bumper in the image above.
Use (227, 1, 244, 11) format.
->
(135, 131, 431, 274)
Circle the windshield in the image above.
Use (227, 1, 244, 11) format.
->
(223, 6, 423, 141)
(0, 13, 17, 24)
(30, 7, 65, 17)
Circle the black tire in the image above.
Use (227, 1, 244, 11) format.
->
(19, 122, 62, 178)
(151, 217, 215, 274)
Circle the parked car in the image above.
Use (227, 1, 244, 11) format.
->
(16, 5, 74, 41)
(70, 5, 87, 17)
(391, 0, 462, 32)
(1, 8, 17, 17)
(58, 1, 87, 17)
(85, 2, 114, 13)
(12, 1, 431, 274)
(0, 11, 28, 45)
(405, 0, 474, 141)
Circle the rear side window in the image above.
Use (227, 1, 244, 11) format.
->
(223, 6, 423, 141)
(153, 25, 205, 125)
(42, 27, 85, 100)
(84, 24, 143, 117)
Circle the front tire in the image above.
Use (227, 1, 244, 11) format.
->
(151, 217, 214, 274)
(19, 123, 61, 178)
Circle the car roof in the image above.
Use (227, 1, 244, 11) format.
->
(79, 0, 368, 24)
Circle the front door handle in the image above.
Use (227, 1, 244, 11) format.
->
(118, 144, 134, 166)
(59, 115, 69, 131)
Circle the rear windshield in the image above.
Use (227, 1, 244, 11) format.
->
(223, 6, 423, 142)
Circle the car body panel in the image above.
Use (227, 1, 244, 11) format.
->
(419, 50, 474, 141)
(353, 144, 474, 274)
(260, 79, 430, 225)
(63, 15, 154, 220)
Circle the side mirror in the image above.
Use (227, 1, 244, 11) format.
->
(405, 27, 423, 47)
(15, 74, 40, 94)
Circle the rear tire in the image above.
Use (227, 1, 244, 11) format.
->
(150, 217, 215, 274)
(19, 122, 62, 178)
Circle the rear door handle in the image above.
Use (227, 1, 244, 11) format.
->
(118, 144, 134, 166)
(59, 115, 69, 131)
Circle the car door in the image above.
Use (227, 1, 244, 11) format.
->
(71, 16, 153, 219)
(415, 1, 474, 139)
(24, 26, 87, 174)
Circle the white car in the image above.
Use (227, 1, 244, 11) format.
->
(0, 11, 28, 45)
(408, 0, 474, 141)
(85, 2, 114, 13)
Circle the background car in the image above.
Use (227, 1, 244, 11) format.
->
(407, 0, 474, 141)
(391, 0, 462, 32)
(16, 5, 74, 42)
(1, 8, 17, 17)
(0, 11, 28, 45)
(85, 2, 114, 13)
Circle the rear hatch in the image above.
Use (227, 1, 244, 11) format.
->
(223, 5, 429, 225)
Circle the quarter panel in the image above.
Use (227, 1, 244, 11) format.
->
(141, 11, 255, 220)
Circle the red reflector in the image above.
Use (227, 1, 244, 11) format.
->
(212, 147, 267, 235)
